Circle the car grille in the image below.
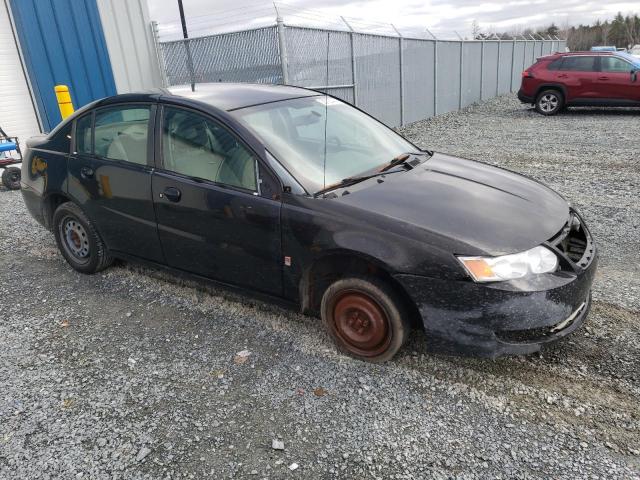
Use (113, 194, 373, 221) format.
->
(496, 301, 587, 343)
(548, 211, 595, 268)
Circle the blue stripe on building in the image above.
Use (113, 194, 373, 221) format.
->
(9, 0, 117, 131)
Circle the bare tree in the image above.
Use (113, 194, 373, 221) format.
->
(601, 23, 611, 44)
(471, 19, 481, 39)
(623, 15, 640, 47)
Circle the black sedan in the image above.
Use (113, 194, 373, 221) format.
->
(21, 83, 597, 362)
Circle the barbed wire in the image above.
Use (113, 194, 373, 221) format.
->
(154, 1, 557, 42)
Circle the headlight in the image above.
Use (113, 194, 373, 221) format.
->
(458, 246, 558, 282)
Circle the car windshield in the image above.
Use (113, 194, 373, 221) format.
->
(232, 95, 419, 194)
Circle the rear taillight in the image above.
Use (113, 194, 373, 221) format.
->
(522, 70, 534, 79)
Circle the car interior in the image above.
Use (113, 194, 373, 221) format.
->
(94, 107, 150, 164)
(163, 108, 256, 191)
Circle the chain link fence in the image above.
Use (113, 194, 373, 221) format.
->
(156, 23, 566, 127)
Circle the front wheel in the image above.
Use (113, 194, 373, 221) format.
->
(1, 167, 21, 190)
(535, 89, 564, 116)
(53, 202, 113, 274)
(321, 276, 410, 362)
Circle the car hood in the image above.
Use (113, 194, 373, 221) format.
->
(334, 153, 569, 256)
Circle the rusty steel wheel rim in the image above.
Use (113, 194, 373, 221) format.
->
(59, 215, 90, 265)
(331, 290, 392, 357)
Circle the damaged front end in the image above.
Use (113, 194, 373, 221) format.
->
(394, 210, 598, 358)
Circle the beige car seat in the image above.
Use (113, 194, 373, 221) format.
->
(106, 123, 148, 164)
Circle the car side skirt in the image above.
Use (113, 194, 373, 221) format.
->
(111, 251, 299, 312)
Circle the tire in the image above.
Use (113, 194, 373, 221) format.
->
(52, 202, 113, 274)
(535, 89, 564, 116)
(320, 276, 410, 363)
(1, 167, 21, 190)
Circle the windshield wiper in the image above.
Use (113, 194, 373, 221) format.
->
(314, 171, 401, 197)
(378, 151, 432, 173)
(314, 151, 432, 197)
(379, 153, 411, 172)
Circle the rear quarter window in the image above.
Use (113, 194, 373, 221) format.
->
(546, 58, 564, 71)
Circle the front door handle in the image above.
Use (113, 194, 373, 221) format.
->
(598, 76, 610, 80)
(80, 166, 94, 179)
(558, 74, 568, 79)
(160, 186, 181, 203)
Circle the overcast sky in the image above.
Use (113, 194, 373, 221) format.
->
(148, 0, 639, 40)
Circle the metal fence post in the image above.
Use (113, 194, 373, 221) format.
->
(151, 21, 169, 88)
(350, 33, 358, 106)
(496, 39, 501, 96)
(510, 39, 516, 92)
(459, 40, 464, 109)
(398, 35, 405, 126)
(341, 17, 358, 107)
(433, 40, 438, 116)
(276, 14, 289, 84)
(479, 40, 485, 101)
(391, 24, 405, 125)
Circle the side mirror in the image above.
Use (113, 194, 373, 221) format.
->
(632, 70, 638, 82)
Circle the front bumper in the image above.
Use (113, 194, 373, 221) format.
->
(394, 213, 598, 358)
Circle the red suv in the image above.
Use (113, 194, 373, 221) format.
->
(518, 51, 640, 115)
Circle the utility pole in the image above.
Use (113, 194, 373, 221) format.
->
(177, 0, 195, 91)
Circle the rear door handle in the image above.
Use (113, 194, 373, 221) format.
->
(160, 186, 181, 203)
(558, 74, 569, 79)
(598, 76, 610, 80)
(80, 166, 94, 179)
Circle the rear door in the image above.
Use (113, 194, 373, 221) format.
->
(555, 56, 599, 102)
(152, 105, 283, 295)
(597, 56, 639, 101)
(68, 104, 164, 262)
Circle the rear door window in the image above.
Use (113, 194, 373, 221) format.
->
(94, 106, 151, 165)
(600, 56, 633, 73)
(560, 56, 597, 72)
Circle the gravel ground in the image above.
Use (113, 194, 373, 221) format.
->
(1, 95, 639, 479)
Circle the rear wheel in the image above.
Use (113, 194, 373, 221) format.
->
(535, 89, 564, 116)
(53, 202, 113, 274)
(1, 167, 21, 190)
(321, 276, 410, 362)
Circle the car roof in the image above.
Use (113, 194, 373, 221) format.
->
(537, 51, 638, 62)
(557, 51, 626, 57)
(166, 83, 322, 111)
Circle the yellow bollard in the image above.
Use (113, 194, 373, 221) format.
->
(54, 85, 75, 120)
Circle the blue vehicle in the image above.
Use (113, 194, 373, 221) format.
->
(590, 46, 616, 52)
(0, 126, 21, 190)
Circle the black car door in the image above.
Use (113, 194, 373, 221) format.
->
(67, 104, 164, 263)
(151, 105, 283, 295)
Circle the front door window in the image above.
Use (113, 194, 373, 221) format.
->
(162, 107, 257, 192)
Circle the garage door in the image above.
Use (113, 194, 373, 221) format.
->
(8, 0, 117, 132)
(0, 1, 40, 146)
